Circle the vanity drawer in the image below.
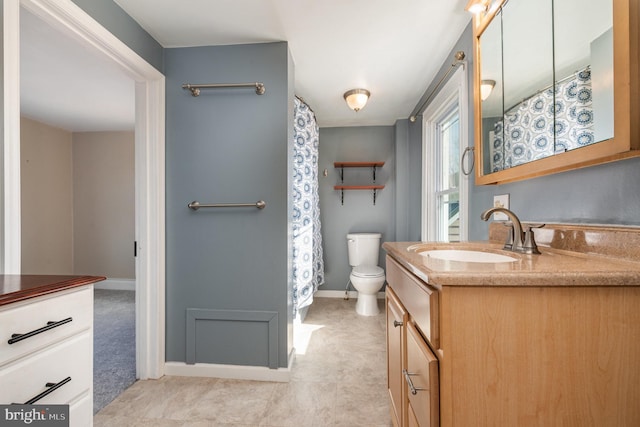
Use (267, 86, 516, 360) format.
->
(69, 394, 93, 427)
(0, 286, 92, 366)
(386, 255, 439, 348)
(405, 321, 439, 427)
(0, 331, 92, 405)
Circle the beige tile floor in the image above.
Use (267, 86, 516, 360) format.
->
(94, 297, 391, 426)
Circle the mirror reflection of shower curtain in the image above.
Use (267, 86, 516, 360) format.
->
(292, 97, 325, 315)
(490, 67, 594, 172)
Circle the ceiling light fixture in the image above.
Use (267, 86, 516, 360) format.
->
(481, 79, 496, 101)
(343, 89, 370, 112)
(465, 0, 490, 14)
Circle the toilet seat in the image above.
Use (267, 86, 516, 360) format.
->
(351, 265, 384, 278)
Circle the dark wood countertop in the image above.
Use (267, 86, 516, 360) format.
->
(0, 275, 106, 307)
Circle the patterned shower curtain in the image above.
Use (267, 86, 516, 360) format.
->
(292, 97, 324, 315)
(490, 67, 594, 172)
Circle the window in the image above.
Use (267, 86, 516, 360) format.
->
(422, 67, 469, 242)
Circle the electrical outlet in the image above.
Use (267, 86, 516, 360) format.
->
(492, 194, 510, 221)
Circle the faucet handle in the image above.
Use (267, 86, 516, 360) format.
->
(522, 224, 545, 254)
(501, 222, 514, 250)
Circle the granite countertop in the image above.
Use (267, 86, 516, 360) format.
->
(0, 275, 106, 307)
(383, 241, 640, 288)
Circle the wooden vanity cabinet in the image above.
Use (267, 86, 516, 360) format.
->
(386, 288, 407, 427)
(385, 252, 640, 426)
(386, 256, 440, 427)
(406, 321, 439, 427)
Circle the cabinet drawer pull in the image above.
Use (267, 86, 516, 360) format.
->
(13, 377, 72, 405)
(393, 320, 403, 328)
(403, 369, 426, 395)
(8, 317, 73, 345)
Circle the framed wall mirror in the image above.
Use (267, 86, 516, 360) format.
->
(470, 0, 639, 185)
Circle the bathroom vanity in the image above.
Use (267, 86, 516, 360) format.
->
(383, 224, 640, 426)
(0, 275, 105, 426)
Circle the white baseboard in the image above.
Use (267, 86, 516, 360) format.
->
(164, 349, 295, 382)
(315, 290, 385, 299)
(94, 278, 136, 291)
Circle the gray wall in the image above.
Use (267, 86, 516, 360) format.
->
(71, 0, 163, 71)
(14, 1, 295, 370)
(318, 126, 395, 291)
(393, 118, 423, 242)
(165, 43, 293, 368)
(469, 157, 640, 240)
(394, 120, 410, 241)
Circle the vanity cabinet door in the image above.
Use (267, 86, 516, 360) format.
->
(386, 287, 407, 427)
(406, 321, 439, 427)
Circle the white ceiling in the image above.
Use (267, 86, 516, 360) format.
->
(20, 0, 472, 131)
(20, 8, 136, 132)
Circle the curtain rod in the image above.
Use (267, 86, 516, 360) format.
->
(409, 51, 466, 122)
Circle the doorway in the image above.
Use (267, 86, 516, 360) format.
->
(2, 0, 165, 380)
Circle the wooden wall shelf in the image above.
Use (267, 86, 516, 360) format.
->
(333, 185, 385, 190)
(334, 162, 385, 205)
(333, 161, 385, 168)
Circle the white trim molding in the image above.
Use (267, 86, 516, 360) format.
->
(6, 0, 166, 380)
(2, 0, 21, 274)
(421, 66, 469, 242)
(314, 290, 386, 299)
(164, 348, 295, 383)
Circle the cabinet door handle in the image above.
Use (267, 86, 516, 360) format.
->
(13, 377, 72, 405)
(8, 317, 73, 344)
(403, 369, 426, 395)
(393, 320, 403, 328)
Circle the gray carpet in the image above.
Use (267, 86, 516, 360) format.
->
(93, 289, 136, 414)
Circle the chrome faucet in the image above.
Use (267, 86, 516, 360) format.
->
(481, 207, 543, 254)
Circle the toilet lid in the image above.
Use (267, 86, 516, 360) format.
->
(352, 265, 384, 278)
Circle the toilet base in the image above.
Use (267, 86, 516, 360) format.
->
(356, 293, 380, 316)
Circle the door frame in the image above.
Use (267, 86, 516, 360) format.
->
(3, 0, 166, 379)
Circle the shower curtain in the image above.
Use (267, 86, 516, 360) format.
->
(292, 97, 324, 315)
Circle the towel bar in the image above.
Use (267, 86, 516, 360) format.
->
(188, 200, 266, 210)
(182, 82, 265, 97)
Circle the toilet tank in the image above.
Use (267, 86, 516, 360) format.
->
(347, 233, 382, 266)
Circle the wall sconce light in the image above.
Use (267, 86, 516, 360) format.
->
(481, 79, 495, 101)
(465, 0, 490, 14)
(343, 89, 370, 112)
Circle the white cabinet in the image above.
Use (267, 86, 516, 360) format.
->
(0, 286, 93, 426)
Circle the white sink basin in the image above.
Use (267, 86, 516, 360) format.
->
(420, 249, 517, 263)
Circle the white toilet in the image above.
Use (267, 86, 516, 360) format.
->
(347, 233, 386, 316)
